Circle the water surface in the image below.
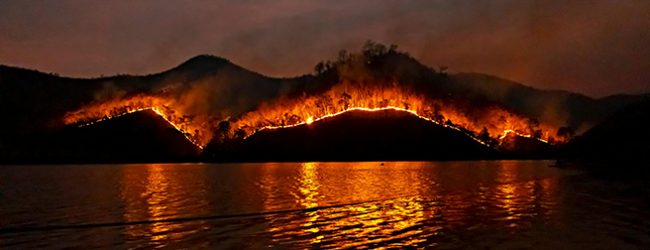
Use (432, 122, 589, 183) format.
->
(1, 161, 648, 248)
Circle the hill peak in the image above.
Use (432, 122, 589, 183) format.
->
(183, 54, 230, 65)
(170, 54, 232, 73)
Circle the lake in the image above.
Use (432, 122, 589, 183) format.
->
(1, 161, 648, 249)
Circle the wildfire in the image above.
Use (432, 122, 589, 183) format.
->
(230, 82, 564, 146)
(62, 81, 566, 151)
(62, 94, 214, 148)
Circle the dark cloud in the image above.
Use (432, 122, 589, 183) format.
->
(0, 0, 648, 97)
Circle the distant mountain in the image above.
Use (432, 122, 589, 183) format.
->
(0, 55, 293, 148)
(205, 109, 498, 162)
(449, 73, 649, 132)
(563, 98, 650, 161)
(1, 109, 200, 164)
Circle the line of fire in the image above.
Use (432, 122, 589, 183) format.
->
(63, 83, 568, 151)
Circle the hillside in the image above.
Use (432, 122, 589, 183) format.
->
(206, 109, 499, 162)
(0, 55, 290, 146)
(2, 43, 649, 163)
(450, 73, 649, 132)
(563, 98, 650, 162)
(1, 109, 200, 164)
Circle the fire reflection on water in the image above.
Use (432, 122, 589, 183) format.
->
(4, 162, 647, 249)
(260, 162, 434, 247)
(258, 161, 558, 248)
(112, 162, 558, 248)
(119, 164, 210, 247)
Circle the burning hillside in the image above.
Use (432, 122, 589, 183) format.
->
(225, 42, 568, 147)
(63, 80, 564, 151)
(62, 43, 568, 151)
(229, 83, 562, 147)
(4, 43, 647, 163)
(62, 94, 215, 148)
(211, 108, 499, 161)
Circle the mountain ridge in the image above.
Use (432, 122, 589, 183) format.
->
(206, 109, 500, 162)
(2, 44, 649, 163)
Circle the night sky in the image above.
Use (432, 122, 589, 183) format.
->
(1, 0, 649, 97)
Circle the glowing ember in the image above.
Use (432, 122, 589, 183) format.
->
(231, 83, 564, 146)
(63, 94, 214, 148)
(63, 81, 567, 150)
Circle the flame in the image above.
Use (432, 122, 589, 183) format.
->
(63, 94, 213, 149)
(231, 82, 564, 146)
(63, 81, 566, 151)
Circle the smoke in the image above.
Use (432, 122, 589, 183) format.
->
(1, 0, 648, 97)
(93, 81, 127, 101)
(65, 42, 606, 147)
(87, 57, 285, 123)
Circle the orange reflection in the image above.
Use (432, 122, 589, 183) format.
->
(119, 164, 209, 246)
(496, 161, 519, 225)
(298, 162, 322, 242)
(493, 161, 558, 228)
(261, 162, 432, 248)
(259, 161, 558, 248)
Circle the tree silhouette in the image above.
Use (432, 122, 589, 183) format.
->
(234, 128, 247, 140)
(527, 118, 540, 135)
(362, 40, 388, 59)
(314, 62, 325, 75)
(338, 92, 352, 110)
(321, 95, 334, 114)
(337, 49, 350, 63)
(389, 44, 398, 53)
(479, 127, 491, 142)
(433, 104, 445, 123)
(217, 120, 231, 142)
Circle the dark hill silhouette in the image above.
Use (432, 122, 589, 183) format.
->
(563, 98, 650, 162)
(449, 73, 649, 131)
(2, 42, 649, 163)
(303, 42, 647, 133)
(1, 110, 200, 164)
(498, 132, 554, 158)
(1, 46, 644, 140)
(205, 109, 498, 162)
(0, 55, 289, 149)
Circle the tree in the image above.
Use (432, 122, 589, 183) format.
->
(314, 62, 325, 75)
(321, 95, 334, 114)
(433, 104, 445, 123)
(217, 120, 231, 142)
(527, 118, 540, 134)
(193, 129, 201, 143)
(389, 44, 398, 53)
(479, 127, 491, 142)
(337, 49, 350, 63)
(338, 92, 352, 110)
(234, 128, 247, 140)
(362, 40, 388, 58)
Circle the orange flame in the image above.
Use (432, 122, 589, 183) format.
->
(231, 82, 562, 146)
(63, 82, 565, 150)
(63, 94, 213, 148)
